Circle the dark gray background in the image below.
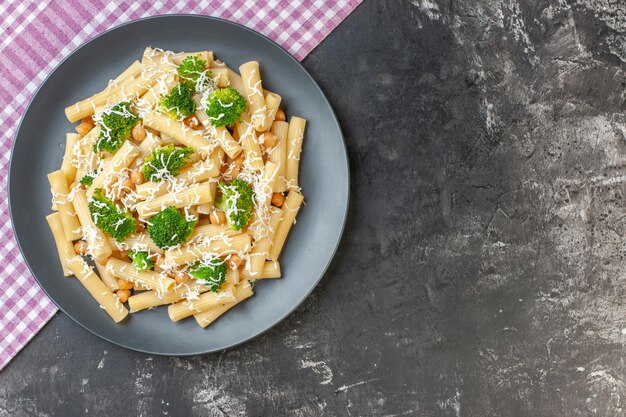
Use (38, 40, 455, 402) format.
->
(2, 0, 625, 416)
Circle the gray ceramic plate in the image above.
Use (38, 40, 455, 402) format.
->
(9, 15, 348, 355)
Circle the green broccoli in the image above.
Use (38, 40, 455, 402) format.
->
(187, 258, 227, 292)
(128, 250, 154, 272)
(205, 88, 247, 128)
(214, 179, 254, 230)
(141, 145, 195, 182)
(158, 82, 196, 119)
(80, 171, 97, 186)
(177, 55, 210, 89)
(146, 207, 196, 249)
(88, 189, 137, 242)
(94, 101, 140, 153)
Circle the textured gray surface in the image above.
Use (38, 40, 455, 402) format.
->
(2, 0, 625, 416)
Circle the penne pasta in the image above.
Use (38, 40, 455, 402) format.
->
(46, 213, 75, 276)
(268, 191, 304, 261)
(61, 133, 80, 184)
(71, 188, 112, 263)
(106, 258, 175, 293)
(165, 233, 251, 266)
(143, 110, 213, 155)
(167, 285, 236, 321)
(264, 92, 282, 125)
(242, 208, 282, 279)
(239, 61, 270, 131)
(66, 256, 129, 323)
(87, 140, 140, 197)
(286, 116, 306, 190)
(135, 181, 212, 218)
(270, 121, 289, 192)
(47, 170, 82, 241)
(194, 281, 253, 328)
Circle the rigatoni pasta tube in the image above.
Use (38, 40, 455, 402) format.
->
(143, 111, 212, 155)
(135, 157, 219, 199)
(108, 233, 163, 254)
(105, 258, 175, 292)
(194, 281, 253, 328)
(171, 51, 213, 66)
(64, 61, 142, 122)
(66, 256, 129, 323)
(214, 126, 242, 159)
(268, 191, 304, 261)
(226, 268, 239, 285)
(242, 208, 282, 279)
(46, 213, 74, 276)
(239, 61, 269, 131)
(61, 133, 79, 183)
(224, 66, 246, 97)
(262, 161, 279, 206)
(264, 92, 282, 124)
(47, 170, 82, 241)
(135, 181, 212, 218)
(139, 72, 178, 110)
(87, 140, 140, 197)
(95, 259, 119, 291)
(269, 121, 288, 192)
(261, 261, 281, 279)
(237, 122, 264, 171)
(72, 188, 112, 263)
(212, 67, 229, 88)
(128, 282, 206, 312)
(165, 233, 251, 266)
(187, 224, 240, 243)
(286, 116, 306, 189)
(167, 286, 236, 322)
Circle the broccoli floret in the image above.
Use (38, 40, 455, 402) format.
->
(205, 88, 247, 128)
(128, 250, 154, 272)
(187, 258, 227, 292)
(141, 145, 194, 182)
(88, 189, 137, 242)
(158, 82, 196, 119)
(214, 179, 254, 230)
(80, 171, 97, 186)
(94, 102, 140, 153)
(146, 207, 196, 249)
(177, 55, 209, 86)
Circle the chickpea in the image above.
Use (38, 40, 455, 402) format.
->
(74, 240, 88, 255)
(271, 193, 286, 207)
(116, 289, 131, 303)
(262, 132, 277, 148)
(117, 278, 133, 290)
(275, 108, 286, 122)
(130, 168, 144, 185)
(136, 221, 145, 234)
(183, 115, 201, 130)
(227, 254, 244, 269)
(131, 123, 147, 142)
(233, 154, 245, 169)
(209, 210, 226, 225)
(123, 177, 134, 190)
(75, 122, 92, 136)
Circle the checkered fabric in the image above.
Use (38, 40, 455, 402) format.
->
(0, 0, 362, 370)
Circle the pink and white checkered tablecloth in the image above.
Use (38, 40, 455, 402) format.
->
(0, 0, 361, 370)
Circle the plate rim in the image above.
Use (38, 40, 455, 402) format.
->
(8, 14, 350, 356)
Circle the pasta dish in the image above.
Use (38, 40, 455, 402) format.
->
(45, 47, 306, 328)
